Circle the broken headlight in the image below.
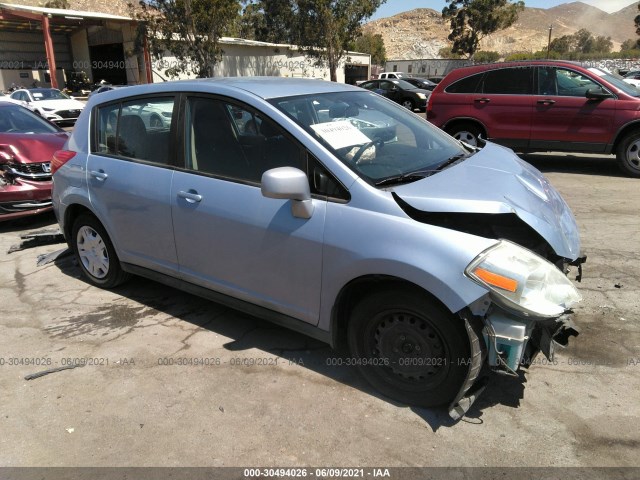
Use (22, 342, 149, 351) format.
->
(465, 240, 581, 318)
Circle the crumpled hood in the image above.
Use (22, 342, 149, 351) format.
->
(0, 132, 68, 163)
(391, 142, 581, 260)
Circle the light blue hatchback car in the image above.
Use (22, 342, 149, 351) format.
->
(52, 77, 585, 418)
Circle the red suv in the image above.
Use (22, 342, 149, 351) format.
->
(427, 61, 640, 177)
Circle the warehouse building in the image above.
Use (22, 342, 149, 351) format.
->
(0, 1, 370, 91)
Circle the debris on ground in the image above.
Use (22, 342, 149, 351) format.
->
(8, 228, 65, 253)
(614, 283, 623, 288)
(24, 363, 85, 381)
(36, 248, 72, 267)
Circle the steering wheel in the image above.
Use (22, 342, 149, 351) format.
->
(351, 138, 385, 164)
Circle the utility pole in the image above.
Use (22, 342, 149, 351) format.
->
(547, 25, 553, 58)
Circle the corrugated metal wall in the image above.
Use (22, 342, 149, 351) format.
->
(0, 30, 71, 69)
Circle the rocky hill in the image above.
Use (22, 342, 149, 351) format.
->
(365, 1, 638, 60)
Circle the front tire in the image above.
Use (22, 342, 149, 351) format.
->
(616, 131, 640, 178)
(71, 214, 129, 288)
(401, 98, 415, 111)
(348, 289, 470, 407)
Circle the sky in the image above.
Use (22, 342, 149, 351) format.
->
(370, 0, 638, 20)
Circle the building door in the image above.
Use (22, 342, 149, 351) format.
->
(90, 43, 127, 85)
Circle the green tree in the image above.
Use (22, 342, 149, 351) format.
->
(442, 0, 524, 59)
(350, 32, 386, 65)
(550, 29, 611, 55)
(132, 0, 241, 78)
(620, 38, 639, 51)
(240, 0, 298, 43)
(591, 35, 612, 54)
(295, 0, 386, 82)
(473, 50, 500, 63)
(438, 46, 463, 58)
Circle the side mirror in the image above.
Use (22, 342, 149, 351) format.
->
(586, 88, 613, 100)
(261, 167, 314, 219)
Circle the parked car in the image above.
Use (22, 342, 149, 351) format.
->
(53, 78, 584, 418)
(359, 79, 430, 111)
(0, 102, 68, 221)
(622, 70, 640, 89)
(9, 88, 85, 125)
(427, 60, 640, 177)
(404, 77, 438, 91)
(378, 72, 405, 79)
(87, 84, 129, 99)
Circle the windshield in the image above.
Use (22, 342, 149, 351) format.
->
(0, 104, 62, 134)
(394, 79, 418, 90)
(270, 91, 467, 185)
(588, 68, 640, 97)
(30, 88, 70, 101)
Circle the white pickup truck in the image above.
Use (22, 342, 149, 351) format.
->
(378, 72, 405, 79)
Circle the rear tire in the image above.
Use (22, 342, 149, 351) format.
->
(71, 214, 129, 288)
(616, 131, 640, 178)
(446, 122, 484, 147)
(348, 289, 470, 407)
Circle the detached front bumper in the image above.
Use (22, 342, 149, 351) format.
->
(449, 306, 580, 420)
(448, 255, 585, 420)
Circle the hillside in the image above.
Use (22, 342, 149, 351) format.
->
(365, 1, 638, 60)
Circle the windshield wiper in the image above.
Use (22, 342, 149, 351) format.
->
(434, 152, 470, 171)
(374, 169, 437, 187)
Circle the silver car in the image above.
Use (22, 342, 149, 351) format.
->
(52, 78, 585, 418)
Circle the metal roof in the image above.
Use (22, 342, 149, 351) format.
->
(0, 2, 132, 21)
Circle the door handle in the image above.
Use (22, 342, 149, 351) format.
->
(177, 190, 202, 203)
(474, 98, 491, 103)
(90, 170, 108, 181)
(537, 99, 556, 105)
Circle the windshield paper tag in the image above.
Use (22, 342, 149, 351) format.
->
(310, 120, 371, 149)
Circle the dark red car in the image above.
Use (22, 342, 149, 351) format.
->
(426, 60, 640, 177)
(0, 102, 69, 221)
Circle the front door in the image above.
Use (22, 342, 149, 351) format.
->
(171, 96, 326, 324)
(529, 66, 616, 152)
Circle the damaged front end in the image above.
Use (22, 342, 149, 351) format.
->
(0, 148, 53, 221)
(448, 240, 584, 420)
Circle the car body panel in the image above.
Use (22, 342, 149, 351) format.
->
(391, 142, 581, 260)
(171, 171, 326, 324)
(86, 154, 179, 275)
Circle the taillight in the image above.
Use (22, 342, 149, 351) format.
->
(51, 150, 76, 174)
(426, 94, 434, 120)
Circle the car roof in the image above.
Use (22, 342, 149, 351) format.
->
(89, 77, 363, 103)
(439, 60, 586, 84)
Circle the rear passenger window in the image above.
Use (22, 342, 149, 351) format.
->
(482, 68, 532, 95)
(445, 73, 483, 93)
(94, 96, 175, 165)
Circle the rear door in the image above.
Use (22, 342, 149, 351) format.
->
(87, 95, 179, 275)
(170, 95, 326, 324)
(473, 66, 534, 149)
(529, 66, 616, 152)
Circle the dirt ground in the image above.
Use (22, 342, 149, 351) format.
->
(0, 152, 638, 470)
